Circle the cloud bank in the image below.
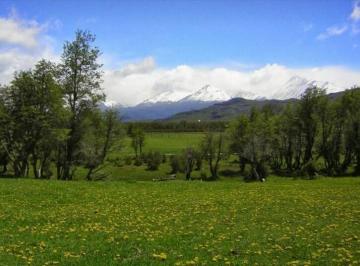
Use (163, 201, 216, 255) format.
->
(104, 59, 360, 106)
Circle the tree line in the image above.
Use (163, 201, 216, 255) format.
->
(226, 86, 360, 180)
(0, 31, 122, 180)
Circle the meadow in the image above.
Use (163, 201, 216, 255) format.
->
(94, 132, 207, 181)
(1, 178, 360, 265)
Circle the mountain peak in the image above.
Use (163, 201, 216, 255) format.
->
(142, 90, 189, 104)
(272, 76, 343, 99)
(180, 84, 231, 102)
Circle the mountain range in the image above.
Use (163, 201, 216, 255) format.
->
(106, 75, 349, 121)
(118, 85, 231, 121)
(166, 90, 349, 121)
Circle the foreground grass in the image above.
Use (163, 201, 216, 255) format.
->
(1, 178, 360, 265)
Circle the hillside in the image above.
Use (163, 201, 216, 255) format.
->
(166, 90, 347, 121)
(166, 97, 296, 121)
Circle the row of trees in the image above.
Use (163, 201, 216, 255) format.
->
(0, 31, 122, 180)
(227, 87, 360, 180)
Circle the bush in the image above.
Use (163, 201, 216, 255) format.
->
(300, 160, 318, 179)
(200, 171, 207, 180)
(169, 155, 180, 174)
(107, 156, 123, 167)
(256, 162, 269, 180)
(124, 156, 133, 166)
(140, 153, 148, 164)
(243, 162, 269, 182)
(194, 151, 202, 170)
(134, 157, 143, 166)
(146, 151, 162, 171)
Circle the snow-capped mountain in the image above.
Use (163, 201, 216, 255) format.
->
(142, 90, 189, 104)
(120, 84, 230, 121)
(141, 84, 230, 105)
(180, 84, 231, 102)
(271, 76, 342, 99)
(109, 77, 345, 121)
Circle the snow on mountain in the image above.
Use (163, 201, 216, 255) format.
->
(180, 84, 231, 102)
(140, 84, 231, 105)
(133, 77, 344, 107)
(271, 76, 342, 99)
(142, 90, 189, 104)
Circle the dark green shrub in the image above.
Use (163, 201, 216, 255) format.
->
(124, 156, 132, 165)
(200, 171, 207, 180)
(107, 156, 123, 167)
(169, 155, 180, 174)
(134, 157, 143, 166)
(146, 151, 162, 171)
(301, 160, 318, 179)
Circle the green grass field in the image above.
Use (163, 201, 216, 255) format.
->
(89, 132, 206, 181)
(118, 132, 204, 155)
(1, 178, 360, 265)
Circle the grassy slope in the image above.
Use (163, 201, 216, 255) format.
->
(1, 178, 360, 265)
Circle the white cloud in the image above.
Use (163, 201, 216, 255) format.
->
(317, 25, 348, 40)
(0, 15, 42, 48)
(115, 57, 156, 77)
(0, 12, 58, 85)
(103, 59, 360, 106)
(351, 0, 360, 21)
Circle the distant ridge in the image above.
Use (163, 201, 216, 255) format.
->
(165, 90, 349, 122)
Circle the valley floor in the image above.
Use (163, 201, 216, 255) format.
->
(0, 178, 360, 265)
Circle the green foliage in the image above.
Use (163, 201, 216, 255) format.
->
(124, 156, 133, 166)
(129, 126, 145, 159)
(169, 155, 180, 174)
(227, 86, 360, 178)
(145, 151, 162, 171)
(300, 160, 318, 179)
(57, 30, 104, 180)
(201, 132, 225, 180)
(0, 30, 123, 181)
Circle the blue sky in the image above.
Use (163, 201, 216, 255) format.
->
(0, 0, 360, 105)
(1, 0, 359, 68)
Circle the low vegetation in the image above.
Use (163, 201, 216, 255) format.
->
(1, 178, 359, 265)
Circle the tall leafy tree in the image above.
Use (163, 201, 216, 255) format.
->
(58, 30, 104, 180)
(0, 60, 64, 178)
(297, 86, 326, 165)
